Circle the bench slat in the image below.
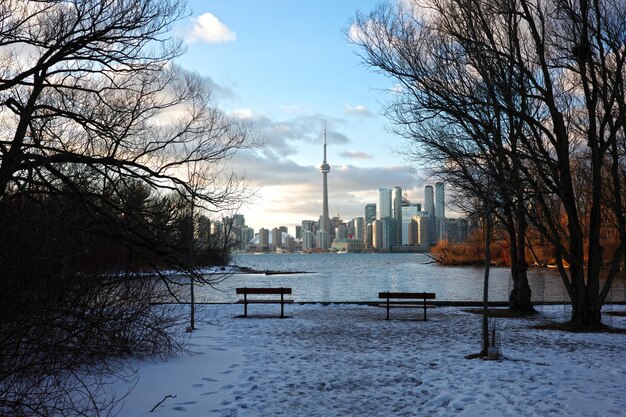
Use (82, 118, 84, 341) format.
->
(379, 292, 435, 299)
(235, 300, 294, 304)
(377, 303, 437, 308)
(236, 287, 292, 295)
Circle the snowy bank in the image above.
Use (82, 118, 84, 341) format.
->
(115, 304, 626, 417)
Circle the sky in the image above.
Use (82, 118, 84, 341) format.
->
(173, 0, 433, 232)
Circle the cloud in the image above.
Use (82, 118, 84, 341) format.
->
(186, 13, 236, 44)
(340, 151, 372, 160)
(345, 104, 374, 117)
(229, 110, 351, 159)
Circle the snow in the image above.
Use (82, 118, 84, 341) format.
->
(115, 304, 626, 417)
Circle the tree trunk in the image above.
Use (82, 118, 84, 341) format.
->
(481, 210, 492, 357)
(508, 210, 534, 312)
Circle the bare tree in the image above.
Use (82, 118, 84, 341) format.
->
(0, 1, 258, 415)
(351, 0, 535, 312)
(352, 0, 626, 326)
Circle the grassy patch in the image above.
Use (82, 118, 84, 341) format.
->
(463, 308, 539, 318)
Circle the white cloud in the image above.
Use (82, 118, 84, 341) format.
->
(186, 13, 236, 44)
(345, 104, 374, 117)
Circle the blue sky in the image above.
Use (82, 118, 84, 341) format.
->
(174, 0, 430, 232)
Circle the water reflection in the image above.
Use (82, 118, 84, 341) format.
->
(195, 253, 625, 304)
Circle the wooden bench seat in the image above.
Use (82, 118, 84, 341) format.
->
(235, 287, 293, 318)
(378, 292, 436, 320)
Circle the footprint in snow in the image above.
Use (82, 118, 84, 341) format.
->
(191, 383, 204, 388)
(202, 377, 218, 382)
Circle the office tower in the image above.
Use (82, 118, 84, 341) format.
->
(319, 125, 331, 249)
(232, 214, 245, 228)
(285, 236, 295, 252)
(408, 218, 419, 245)
(272, 227, 282, 250)
(435, 182, 445, 241)
(372, 219, 383, 249)
(353, 217, 365, 241)
(366, 223, 373, 248)
(242, 227, 255, 248)
(392, 186, 403, 245)
(446, 218, 468, 242)
(302, 220, 316, 234)
(424, 185, 435, 246)
(315, 229, 329, 250)
(401, 204, 421, 245)
(258, 228, 269, 249)
(416, 215, 430, 246)
(295, 225, 302, 239)
(365, 203, 376, 224)
(279, 226, 288, 234)
(302, 230, 315, 250)
(377, 188, 392, 219)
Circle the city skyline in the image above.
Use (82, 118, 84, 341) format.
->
(173, 1, 429, 231)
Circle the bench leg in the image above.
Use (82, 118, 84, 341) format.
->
(423, 300, 427, 321)
(280, 292, 284, 318)
(244, 293, 248, 317)
(386, 298, 390, 320)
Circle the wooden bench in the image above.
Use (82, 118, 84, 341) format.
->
(378, 292, 436, 320)
(235, 287, 293, 318)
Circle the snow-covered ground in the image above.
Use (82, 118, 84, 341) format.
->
(115, 304, 626, 417)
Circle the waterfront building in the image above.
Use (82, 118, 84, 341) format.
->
(331, 238, 366, 253)
(315, 229, 330, 250)
(365, 223, 373, 249)
(364, 203, 376, 224)
(258, 228, 269, 250)
(381, 217, 398, 250)
(319, 125, 331, 250)
(279, 226, 288, 234)
(435, 182, 445, 241)
(377, 188, 392, 219)
(446, 218, 469, 242)
(232, 214, 245, 228)
(353, 217, 365, 241)
(302, 230, 315, 250)
(401, 204, 421, 245)
(242, 227, 255, 249)
(407, 218, 419, 245)
(272, 227, 283, 251)
(415, 215, 430, 247)
(336, 224, 348, 240)
(302, 220, 317, 235)
(285, 236, 295, 252)
(393, 186, 403, 245)
(424, 185, 436, 246)
(295, 225, 302, 239)
(372, 219, 383, 250)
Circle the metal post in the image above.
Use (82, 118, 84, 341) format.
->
(423, 296, 427, 321)
(386, 296, 390, 320)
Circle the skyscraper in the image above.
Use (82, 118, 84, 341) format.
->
(364, 203, 376, 224)
(435, 182, 445, 241)
(377, 188, 392, 219)
(393, 186, 403, 245)
(424, 185, 435, 246)
(319, 125, 331, 250)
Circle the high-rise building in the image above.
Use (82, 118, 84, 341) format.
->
(435, 182, 445, 241)
(315, 229, 329, 250)
(393, 186, 403, 245)
(319, 125, 331, 250)
(446, 218, 468, 242)
(232, 214, 245, 228)
(401, 204, 421, 245)
(408, 218, 419, 245)
(364, 203, 376, 224)
(416, 214, 430, 247)
(302, 220, 316, 234)
(372, 219, 383, 249)
(258, 228, 269, 249)
(353, 217, 365, 241)
(424, 185, 435, 246)
(302, 230, 315, 250)
(295, 225, 302, 239)
(377, 188, 392, 219)
(272, 227, 282, 251)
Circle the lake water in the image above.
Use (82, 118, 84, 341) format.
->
(196, 252, 626, 303)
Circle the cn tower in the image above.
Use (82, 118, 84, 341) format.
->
(320, 124, 331, 242)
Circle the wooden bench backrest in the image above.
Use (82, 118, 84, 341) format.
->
(378, 292, 435, 299)
(236, 287, 292, 295)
